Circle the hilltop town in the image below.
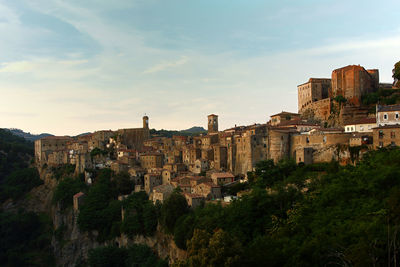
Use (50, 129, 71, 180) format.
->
(34, 63, 400, 209)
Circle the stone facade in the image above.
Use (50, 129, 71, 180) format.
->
(373, 125, 400, 148)
(331, 65, 378, 106)
(208, 114, 218, 133)
(298, 78, 331, 113)
(35, 136, 72, 166)
(140, 153, 163, 169)
(376, 104, 400, 127)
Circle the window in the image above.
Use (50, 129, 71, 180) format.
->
(306, 137, 310, 143)
(379, 141, 383, 148)
(384, 113, 388, 120)
(391, 131, 396, 138)
(379, 130, 384, 139)
(396, 113, 399, 119)
(360, 126, 364, 131)
(323, 136, 327, 143)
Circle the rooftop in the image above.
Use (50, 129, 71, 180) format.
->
(378, 104, 400, 112)
(345, 117, 376, 126)
(270, 111, 300, 118)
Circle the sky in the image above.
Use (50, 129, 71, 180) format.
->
(0, 0, 399, 136)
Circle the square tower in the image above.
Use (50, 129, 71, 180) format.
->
(208, 114, 218, 133)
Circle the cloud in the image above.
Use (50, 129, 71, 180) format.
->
(142, 56, 189, 74)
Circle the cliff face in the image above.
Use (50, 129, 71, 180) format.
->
(25, 168, 187, 266)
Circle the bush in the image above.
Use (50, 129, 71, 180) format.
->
(121, 192, 158, 238)
(0, 168, 43, 201)
(160, 190, 189, 233)
(88, 245, 167, 267)
(53, 177, 86, 210)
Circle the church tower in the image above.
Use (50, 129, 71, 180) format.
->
(143, 115, 149, 129)
(207, 114, 218, 133)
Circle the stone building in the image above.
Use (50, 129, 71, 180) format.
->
(73, 192, 85, 211)
(193, 159, 209, 174)
(291, 129, 352, 164)
(344, 117, 376, 133)
(192, 182, 222, 200)
(211, 172, 235, 185)
(376, 104, 400, 127)
(117, 116, 150, 150)
(331, 65, 378, 106)
(298, 78, 331, 113)
(208, 114, 218, 133)
(35, 136, 72, 165)
(212, 145, 227, 170)
(140, 152, 163, 169)
(152, 184, 174, 204)
(144, 173, 162, 194)
(184, 193, 204, 209)
(373, 125, 400, 148)
(270, 112, 301, 126)
(182, 145, 201, 166)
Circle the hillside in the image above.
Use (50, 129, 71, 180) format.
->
(0, 129, 54, 266)
(6, 128, 53, 141)
(150, 126, 206, 138)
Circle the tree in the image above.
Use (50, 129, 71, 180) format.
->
(53, 177, 86, 210)
(183, 229, 243, 267)
(160, 190, 189, 233)
(393, 61, 400, 81)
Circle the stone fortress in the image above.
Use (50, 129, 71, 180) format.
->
(36, 63, 400, 207)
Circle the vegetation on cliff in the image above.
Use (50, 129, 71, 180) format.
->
(0, 129, 54, 266)
(0, 211, 54, 266)
(393, 61, 400, 86)
(87, 244, 168, 267)
(172, 148, 400, 266)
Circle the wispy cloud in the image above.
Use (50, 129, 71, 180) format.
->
(142, 56, 189, 74)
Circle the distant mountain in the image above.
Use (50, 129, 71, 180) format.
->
(5, 128, 53, 142)
(180, 126, 207, 134)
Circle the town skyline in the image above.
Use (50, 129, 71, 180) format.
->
(0, 0, 399, 135)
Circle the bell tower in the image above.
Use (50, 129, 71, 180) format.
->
(207, 114, 218, 133)
(143, 115, 149, 129)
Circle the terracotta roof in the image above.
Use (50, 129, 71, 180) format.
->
(270, 111, 300, 117)
(73, 192, 85, 198)
(344, 117, 376, 126)
(297, 78, 331, 87)
(373, 125, 400, 129)
(278, 119, 319, 127)
(41, 136, 72, 140)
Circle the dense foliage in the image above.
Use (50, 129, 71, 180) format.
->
(120, 191, 159, 238)
(160, 189, 189, 233)
(394, 61, 400, 82)
(0, 168, 43, 201)
(0, 211, 54, 266)
(362, 88, 400, 107)
(76, 169, 158, 241)
(77, 169, 122, 241)
(0, 129, 34, 181)
(173, 149, 400, 266)
(51, 164, 76, 180)
(53, 176, 87, 210)
(87, 245, 167, 267)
